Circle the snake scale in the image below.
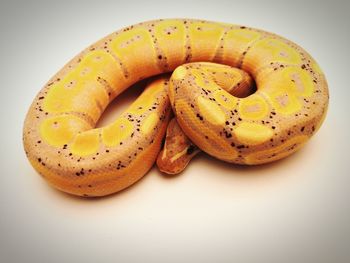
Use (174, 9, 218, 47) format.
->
(23, 19, 329, 197)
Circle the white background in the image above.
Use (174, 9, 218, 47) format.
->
(1, 0, 349, 262)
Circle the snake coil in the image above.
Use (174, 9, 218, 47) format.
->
(23, 19, 329, 197)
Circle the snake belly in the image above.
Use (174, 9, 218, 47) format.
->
(23, 19, 329, 197)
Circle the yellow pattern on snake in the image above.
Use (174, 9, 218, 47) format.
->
(23, 19, 329, 197)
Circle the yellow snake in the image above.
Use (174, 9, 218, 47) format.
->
(23, 19, 329, 197)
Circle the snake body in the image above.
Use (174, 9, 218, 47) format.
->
(23, 19, 329, 197)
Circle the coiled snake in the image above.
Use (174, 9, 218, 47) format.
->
(23, 19, 329, 197)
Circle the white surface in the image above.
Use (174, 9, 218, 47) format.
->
(1, 0, 349, 262)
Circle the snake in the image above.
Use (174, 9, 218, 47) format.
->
(23, 19, 329, 197)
